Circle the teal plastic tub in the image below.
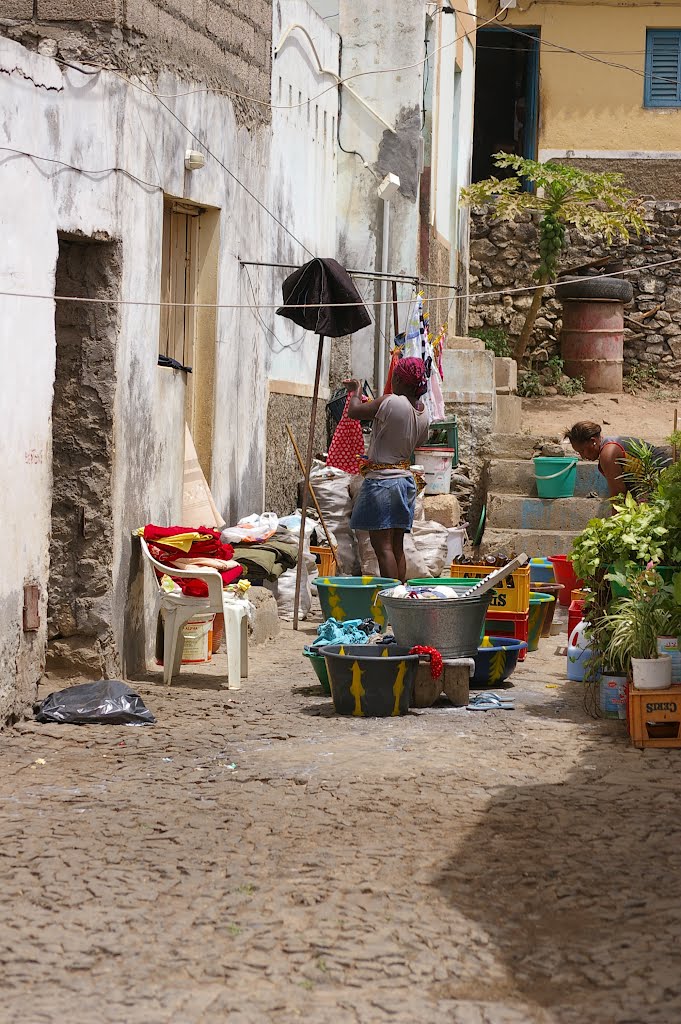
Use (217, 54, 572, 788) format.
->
(534, 456, 578, 499)
(313, 576, 399, 629)
(302, 647, 331, 696)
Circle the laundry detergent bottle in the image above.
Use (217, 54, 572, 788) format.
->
(567, 620, 594, 682)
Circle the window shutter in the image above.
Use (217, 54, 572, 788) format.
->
(646, 30, 681, 107)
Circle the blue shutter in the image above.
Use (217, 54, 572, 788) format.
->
(645, 30, 681, 107)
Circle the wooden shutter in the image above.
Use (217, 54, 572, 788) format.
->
(645, 30, 681, 107)
(159, 200, 200, 366)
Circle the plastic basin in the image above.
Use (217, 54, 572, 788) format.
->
(529, 557, 556, 585)
(473, 637, 527, 687)
(549, 555, 583, 606)
(322, 644, 417, 716)
(528, 592, 554, 652)
(313, 576, 399, 629)
(302, 647, 331, 696)
(531, 582, 564, 636)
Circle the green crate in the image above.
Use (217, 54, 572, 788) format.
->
(419, 418, 458, 467)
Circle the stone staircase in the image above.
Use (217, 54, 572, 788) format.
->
(479, 434, 610, 558)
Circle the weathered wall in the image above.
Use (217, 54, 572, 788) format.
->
(337, 0, 426, 387)
(0, 6, 334, 719)
(3, 0, 273, 124)
(468, 204, 681, 385)
(477, 0, 681, 165)
(264, 393, 327, 515)
(558, 157, 681, 203)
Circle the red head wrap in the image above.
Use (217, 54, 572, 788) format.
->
(393, 357, 428, 398)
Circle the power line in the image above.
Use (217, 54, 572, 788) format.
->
(0, 145, 162, 192)
(4, 254, 681, 311)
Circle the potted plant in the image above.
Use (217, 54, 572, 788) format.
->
(604, 566, 678, 690)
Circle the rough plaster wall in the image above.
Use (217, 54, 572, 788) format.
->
(264, 394, 327, 515)
(560, 158, 681, 203)
(427, 232, 451, 339)
(6, 1, 272, 127)
(48, 237, 121, 678)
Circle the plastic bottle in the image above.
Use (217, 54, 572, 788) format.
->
(567, 620, 593, 682)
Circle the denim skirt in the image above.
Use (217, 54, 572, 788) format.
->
(350, 476, 417, 532)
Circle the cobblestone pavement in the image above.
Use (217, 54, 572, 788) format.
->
(2, 613, 681, 1024)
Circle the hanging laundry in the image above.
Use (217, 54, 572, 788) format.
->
(403, 294, 445, 421)
(326, 394, 366, 474)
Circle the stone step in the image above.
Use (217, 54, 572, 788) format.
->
(487, 493, 608, 532)
(479, 527, 582, 559)
(487, 458, 609, 498)
(481, 434, 550, 460)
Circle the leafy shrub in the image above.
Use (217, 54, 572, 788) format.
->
(517, 370, 545, 398)
(470, 326, 512, 358)
(623, 365, 659, 393)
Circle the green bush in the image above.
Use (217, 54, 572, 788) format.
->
(517, 370, 545, 398)
(470, 326, 512, 358)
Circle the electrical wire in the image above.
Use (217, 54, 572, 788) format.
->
(0, 145, 163, 192)
(4, 254, 681, 311)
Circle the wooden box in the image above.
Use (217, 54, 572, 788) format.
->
(628, 687, 681, 749)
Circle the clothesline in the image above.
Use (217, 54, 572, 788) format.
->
(238, 259, 455, 290)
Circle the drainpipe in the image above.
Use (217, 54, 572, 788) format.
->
(376, 174, 401, 391)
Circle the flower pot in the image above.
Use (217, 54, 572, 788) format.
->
(631, 654, 673, 691)
(531, 582, 564, 636)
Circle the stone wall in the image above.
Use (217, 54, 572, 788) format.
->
(264, 394, 328, 516)
(468, 203, 681, 386)
(3, 0, 272, 126)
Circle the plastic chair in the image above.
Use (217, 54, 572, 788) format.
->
(139, 538, 249, 690)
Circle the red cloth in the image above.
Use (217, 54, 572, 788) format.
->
(326, 395, 366, 475)
(410, 645, 444, 680)
(383, 350, 400, 396)
(143, 525, 242, 597)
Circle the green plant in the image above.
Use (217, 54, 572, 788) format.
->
(571, 493, 668, 585)
(517, 370, 545, 398)
(558, 375, 585, 397)
(618, 439, 665, 504)
(605, 566, 681, 670)
(623, 365, 660, 394)
(543, 356, 585, 396)
(544, 356, 563, 386)
(470, 326, 512, 358)
(460, 156, 645, 361)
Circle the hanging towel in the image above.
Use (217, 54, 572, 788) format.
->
(276, 258, 371, 337)
(326, 394, 366, 475)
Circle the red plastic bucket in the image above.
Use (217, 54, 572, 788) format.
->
(549, 555, 583, 606)
(568, 598, 585, 640)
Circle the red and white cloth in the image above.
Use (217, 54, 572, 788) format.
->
(326, 395, 366, 475)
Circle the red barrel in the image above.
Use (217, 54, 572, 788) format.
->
(568, 598, 585, 640)
(557, 278, 632, 394)
(560, 299, 624, 393)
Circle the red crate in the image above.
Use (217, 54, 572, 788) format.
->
(484, 610, 529, 662)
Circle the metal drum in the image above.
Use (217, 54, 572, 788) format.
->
(380, 590, 494, 659)
(557, 278, 632, 395)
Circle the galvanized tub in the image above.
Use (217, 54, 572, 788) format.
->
(379, 589, 494, 659)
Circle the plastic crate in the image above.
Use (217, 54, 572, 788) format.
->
(417, 418, 459, 467)
(450, 563, 530, 614)
(628, 686, 681, 749)
(484, 610, 529, 662)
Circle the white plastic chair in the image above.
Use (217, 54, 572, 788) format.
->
(139, 537, 249, 690)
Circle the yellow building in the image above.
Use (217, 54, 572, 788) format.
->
(474, 0, 681, 197)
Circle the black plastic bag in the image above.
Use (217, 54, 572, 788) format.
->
(35, 680, 156, 725)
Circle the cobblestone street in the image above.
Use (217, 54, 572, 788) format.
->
(2, 619, 680, 1024)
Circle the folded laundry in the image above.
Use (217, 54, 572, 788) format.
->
(140, 524, 243, 597)
(312, 617, 377, 648)
(231, 539, 299, 584)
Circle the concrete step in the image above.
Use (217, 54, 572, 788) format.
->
(481, 434, 549, 460)
(479, 527, 582, 559)
(487, 458, 609, 498)
(487, 493, 608, 532)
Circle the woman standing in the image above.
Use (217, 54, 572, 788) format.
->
(345, 358, 430, 583)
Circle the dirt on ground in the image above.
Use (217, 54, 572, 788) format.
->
(2, 612, 680, 1024)
(522, 389, 681, 445)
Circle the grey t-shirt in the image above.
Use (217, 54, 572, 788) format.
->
(365, 394, 430, 479)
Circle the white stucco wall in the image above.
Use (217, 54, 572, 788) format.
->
(0, 22, 338, 717)
(337, 0, 427, 387)
(265, 0, 339, 387)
